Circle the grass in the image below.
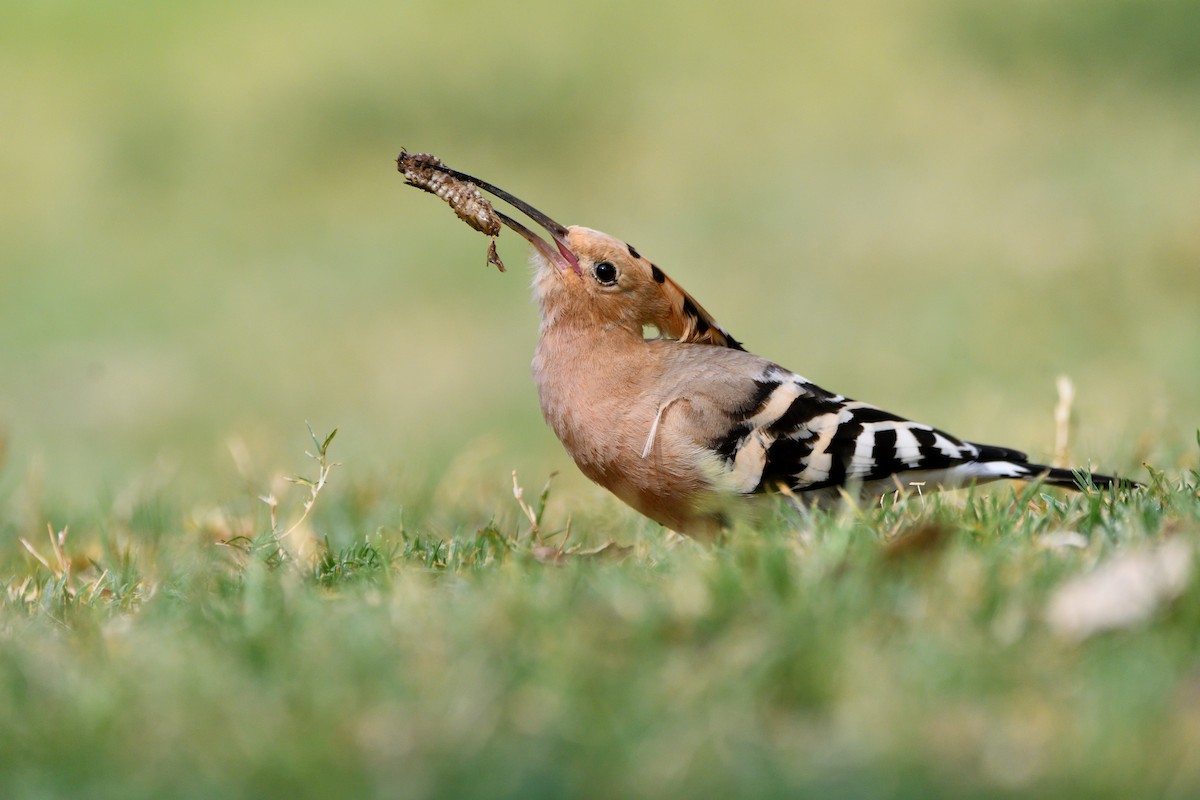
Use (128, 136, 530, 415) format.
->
(2, 427, 1199, 798)
(4, 0, 1200, 795)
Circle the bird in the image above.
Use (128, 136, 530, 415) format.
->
(402, 160, 1137, 537)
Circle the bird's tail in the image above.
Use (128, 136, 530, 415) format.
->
(1011, 462, 1141, 492)
(965, 441, 1140, 492)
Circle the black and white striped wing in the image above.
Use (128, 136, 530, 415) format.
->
(711, 364, 1032, 496)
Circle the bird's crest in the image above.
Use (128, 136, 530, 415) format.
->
(651, 264, 744, 350)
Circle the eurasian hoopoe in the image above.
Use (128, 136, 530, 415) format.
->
(399, 158, 1137, 537)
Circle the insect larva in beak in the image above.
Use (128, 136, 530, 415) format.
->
(397, 151, 502, 237)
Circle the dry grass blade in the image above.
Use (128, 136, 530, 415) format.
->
(512, 470, 543, 544)
(532, 541, 633, 565)
(19, 537, 53, 572)
(1054, 375, 1075, 468)
(19, 524, 71, 579)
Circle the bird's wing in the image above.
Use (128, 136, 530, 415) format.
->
(670, 357, 1030, 495)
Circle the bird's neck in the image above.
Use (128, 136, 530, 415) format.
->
(533, 303, 660, 427)
(535, 292, 643, 344)
(532, 312, 668, 493)
(534, 309, 648, 381)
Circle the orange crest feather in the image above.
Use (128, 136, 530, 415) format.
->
(654, 268, 744, 350)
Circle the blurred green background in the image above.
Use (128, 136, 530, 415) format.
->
(2, 0, 1198, 523)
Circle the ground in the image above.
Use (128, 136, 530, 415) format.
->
(2, 436, 1198, 798)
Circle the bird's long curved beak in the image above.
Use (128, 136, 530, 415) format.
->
(422, 162, 581, 275)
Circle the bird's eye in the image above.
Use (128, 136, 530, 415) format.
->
(593, 261, 618, 286)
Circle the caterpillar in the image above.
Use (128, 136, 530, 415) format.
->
(396, 151, 501, 238)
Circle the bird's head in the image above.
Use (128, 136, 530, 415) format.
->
(524, 225, 743, 349)
(424, 162, 742, 348)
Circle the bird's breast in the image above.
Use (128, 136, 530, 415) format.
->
(532, 333, 732, 527)
(532, 337, 655, 471)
